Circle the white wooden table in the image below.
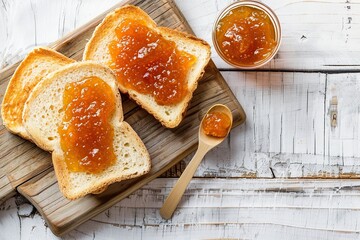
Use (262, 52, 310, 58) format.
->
(1, 0, 360, 239)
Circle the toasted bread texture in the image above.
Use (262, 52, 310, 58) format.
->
(23, 61, 151, 200)
(1, 47, 75, 139)
(83, 5, 211, 128)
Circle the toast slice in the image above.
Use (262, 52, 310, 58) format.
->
(1, 47, 75, 139)
(83, 5, 211, 128)
(23, 61, 151, 199)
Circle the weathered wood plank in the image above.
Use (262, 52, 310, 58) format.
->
(192, 72, 360, 178)
(1, 0, 360, 71)
(3, 178, 360, 239)
(325, 73, 360, 171)
(176, 0, 360, 71)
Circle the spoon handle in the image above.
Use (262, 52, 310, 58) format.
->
(160, 142, 211, 220)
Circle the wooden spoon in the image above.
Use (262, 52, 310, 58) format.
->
(160, 104, 233, 219)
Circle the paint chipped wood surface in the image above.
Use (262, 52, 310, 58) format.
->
(1, 0, 360, 71)
(197, 72, 360, 179)
(3, 178, 360, 239)
(1, 0, 360, 239)
(178, 0, 360, 71)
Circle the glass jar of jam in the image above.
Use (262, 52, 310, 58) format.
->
(213, 1, 281, 69)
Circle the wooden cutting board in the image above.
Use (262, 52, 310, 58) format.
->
(0, 0, 246, 236)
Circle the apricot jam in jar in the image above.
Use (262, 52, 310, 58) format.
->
(202, 111, 231, 138)
(213, 1, 281, 68)
(58, 76, 116, 174)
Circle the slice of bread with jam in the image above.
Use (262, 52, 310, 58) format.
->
(23, 61, 151, 200)
(83, 5, 211, 128)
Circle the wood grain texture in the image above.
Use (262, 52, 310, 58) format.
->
(3, 178, 360, 239)
(0, 0, 245, 236)
(188, 72, 360, 179)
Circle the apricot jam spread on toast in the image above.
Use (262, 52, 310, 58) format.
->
(59, 76, 116, 174)
(109, 19, 196, 105)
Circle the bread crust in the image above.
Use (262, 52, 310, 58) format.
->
(83, 5, 211, 128)
(1, 47, 74, 139)
(83, 5, 156, 61)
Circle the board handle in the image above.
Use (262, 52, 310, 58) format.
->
(0, 175, 16, 204)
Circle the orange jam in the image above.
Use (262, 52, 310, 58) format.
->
(215, 5, 277, 66)
(202, 111, 231, 138)
(58, 76, 116, 174)
(108, 19, 196, 105)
